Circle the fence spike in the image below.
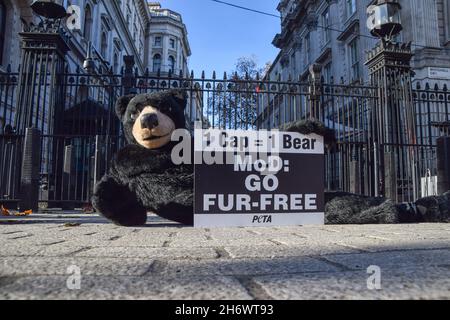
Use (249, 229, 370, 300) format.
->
(168, 69, 173, 78)
(145, 68, 149, 77)
(190, 70, 194, 79)
(256, 72, 260, 81)
(245, 72, 249, 80)
(288, 74, 292, 82)
(434, 83, 439, 91)
(179, 69, 183, 78)
(224, 72, 227, 80)
(212, 71, 216, 79)
(134, 67, 139, 77)
(157, 68, 161, 77)
(425, 82, 430, 90)
(330, 76, 335, 84)
(120, 66, 124, 75)
(7, 64, 11, 73)
(416, 82, 421, 90)
(443, 84, 448, 92)
(201, 70, 205, 79)
(340, 77, 345, 84)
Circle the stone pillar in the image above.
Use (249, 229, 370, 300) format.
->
(19, 128, 41, 212)
(308, 64, 322, 120)
(365, 41, 417, 201)
(402, 0, 440, 48)
(123, 55, 137, 95)
(437, 136, 450, 194)
(15, 22, 70, 135)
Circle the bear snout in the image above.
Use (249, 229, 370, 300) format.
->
(140, 113, 159, 130)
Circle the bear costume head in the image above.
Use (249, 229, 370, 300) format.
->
(115, 89, 188, 150)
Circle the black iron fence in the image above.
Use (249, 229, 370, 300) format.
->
(0, 64, 449, 209)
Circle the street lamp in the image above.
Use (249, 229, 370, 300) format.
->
(30, 0, 67, 20)
(367, 0, 402, 41)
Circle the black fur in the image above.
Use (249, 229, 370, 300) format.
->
(93, 91, 449, 227)
(92, 90, 193, 226)
(325, 191, 450, 224)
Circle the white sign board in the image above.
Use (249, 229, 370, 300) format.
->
(428, 67, 450, 80)
(193, 128, 325, 228)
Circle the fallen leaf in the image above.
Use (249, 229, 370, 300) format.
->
(1, 205, 11, 216)
(64, 223, 81, 227)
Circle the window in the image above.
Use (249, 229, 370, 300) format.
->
(168, 56, 175, 73)
(323, 63, 332, 84)
(291, 52, 296, 73)
(305, 34, 311, 65)
(170, 38, 176, 49)
(101, 32, 108, 58)
(348, 38, 360, 82)
(346, 0, 357, 18)
(113, 52, 119, 74)
(153, 54, 161, 72)
(154, 36, 162, 47)
(0, 1, 6, 64)
(83, 5, 93, 41)
(322, 9, 331, 44)
(445, 0, 450, 43)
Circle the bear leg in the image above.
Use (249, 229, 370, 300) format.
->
(158, 203, 194, 226)
(157, 191, 193, 226)
(92, 176, 147, 227)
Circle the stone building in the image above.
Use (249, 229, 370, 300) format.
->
(0, 0, 198, 133)
(270, 0, 450, 86)
(0, 0, 152, 74)
(256, 0, 450, 130)
(147, 2, 191, 76)
(62, 0, 152, 74)
(147, 2, 202, 129)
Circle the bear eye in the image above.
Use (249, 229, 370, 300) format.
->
(130, 111, 140, 120)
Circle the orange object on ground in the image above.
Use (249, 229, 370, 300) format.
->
(1, 205, 11, 216)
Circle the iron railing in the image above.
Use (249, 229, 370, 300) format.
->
(0, 66, 449, 209)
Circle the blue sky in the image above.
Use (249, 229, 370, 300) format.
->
(158, 0, 281, 77)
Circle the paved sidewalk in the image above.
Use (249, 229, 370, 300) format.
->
(0, 214, 449, 300)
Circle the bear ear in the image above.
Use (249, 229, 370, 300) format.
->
(168, 89, 188, 110)
(115, 94, 136, 119)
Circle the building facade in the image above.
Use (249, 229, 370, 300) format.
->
(0, 0, 152, 74)
(270, 0, 450, 86)
(0, 0, 196, 134)
(147, 2, 191, 76)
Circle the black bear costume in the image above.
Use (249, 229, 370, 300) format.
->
(92, 90, 194, 226)
(93, 89, 449, 226)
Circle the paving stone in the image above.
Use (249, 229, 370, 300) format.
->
(0, 245, 43, 257)
(0, 257, 153, 276)
(1, 214, 449, 300)
(253, 267, 450, 300)
(224, 244, 358, 259)
(169, 237, 278, 248)
(0, 275, 252, 300)
(161, 256, 339, 276)
(324, 249, 450, 270)
(75, 246, 219, 259)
